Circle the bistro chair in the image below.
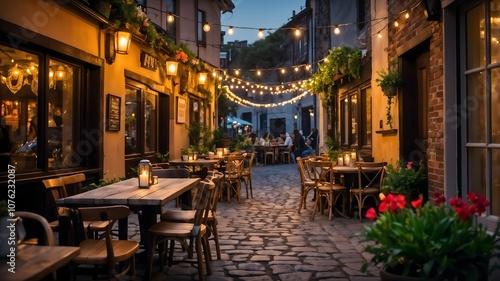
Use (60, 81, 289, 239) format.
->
(222, 153, 246, 203)
(160, 172, 224, 260)
(240, 152, 255, 199)
(153, 167, 191, 209)
(16, 211, 55, 246)
(280, 146, 292, 164)
(71, 205, 139, 280)
(59, 173, 86, 196)
(350, 162, 387, 222)
(296, 157, 316, 214)
(147, 180, 215, 281)
(309, 160, 346, 220)
(263, 146, 275, 165)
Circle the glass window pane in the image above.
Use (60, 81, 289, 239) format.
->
(341, 97, 348, 145)
(145, 91, 157, 152)
(350, 94, 358, 145)
(493, 68, 500, 143)
(467, 72, 486, 143)
(491, 0, 500, 63)
(49, 60, 75, 168)
(467, 147, 486, 196)
(0, 47, 39, 172)
(125, 86, 140, 155)
(492, 149, 500, 216)
(467, 3, 485, 69)
(363, 88, 372, 146)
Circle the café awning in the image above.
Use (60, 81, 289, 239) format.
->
(225, 116, 252, 128)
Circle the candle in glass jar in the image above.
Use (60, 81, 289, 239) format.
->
(351, 151, 356, 161)
(223, 148, 229, 155)
(345, 154, 351, 166)
(139, 172, 148, 187)
(337, 155, 344, 166)
(216, 148, 223, 157)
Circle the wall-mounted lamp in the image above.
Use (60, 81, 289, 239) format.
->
(309, 109, 314, 117)
(421, 0, 441, 21)
(166, 61, 179, 76)
(55, 65, 65, 81)
(198, 72, 208, 85)
(115, 23, 132, 54)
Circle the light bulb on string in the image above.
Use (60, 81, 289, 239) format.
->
(167, 12, 175, 23)
(295, 28, 301, 37)
(227, 26, 234, 35)
(258, 29, 264, 38)
(257, 70, 261, 76)
(334, 25, 340, 35)
(294, 67, 299, 72)
(203, 22, 211, 32)
(234, 70, 239, 76)
(378, 31, 382, 38)
(394, 21, 399, 27)
(405, 12, 409, 19)
(280, 69, 285, 74)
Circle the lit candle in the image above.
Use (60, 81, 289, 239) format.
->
(223, 148, 229, 155)
(217, 148, 223, 157)
(139, 172, 148, 187)
(338, 155, 344, 166)
(345, 155, 351, 166)
(351, 151, 356, 161)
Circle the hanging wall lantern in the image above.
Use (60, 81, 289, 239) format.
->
(115, 23, 132, 54)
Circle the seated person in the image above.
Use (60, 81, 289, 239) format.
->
(301, 140, 313, 157)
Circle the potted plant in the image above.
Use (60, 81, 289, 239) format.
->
(375, 66, 402, 129)
(380, 160, 426, 201)
(180, 148, 190, 161)
(325, 132, 342, 163)
(154, 151, 170, 169)
(356, 192, 500, 280)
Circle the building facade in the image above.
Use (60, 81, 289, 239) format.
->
(0, 0, 233, 217)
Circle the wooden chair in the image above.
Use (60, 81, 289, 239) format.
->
(350, 162, 387, 222)
(59, 173, 85, 196)
(310, 160, 346, 220)
(160, 172, 224, 260)
(280, 146, 292, 164)
(72, 205, 139, 280)
(222, 154, 246, 203)
(147, 180, 215, 281)
(153, 167, 191, 209)
(240, 152, 255, 199)
(296, 157, 316, 214)
(263, 146, 275, 165)
(16, 211, 55, 246)
(42, 178, 71, 232)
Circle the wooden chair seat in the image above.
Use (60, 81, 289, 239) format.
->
(75, 239, 139, 264)
(310, 160, 347, 220)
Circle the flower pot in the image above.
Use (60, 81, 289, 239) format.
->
(383, 84, 398, 97)
(181, 155, 189, 161)
(380, 269, 438, 281)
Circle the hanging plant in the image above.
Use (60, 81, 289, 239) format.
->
(306, 46, 361, 107)
(376, 64, 402, 129)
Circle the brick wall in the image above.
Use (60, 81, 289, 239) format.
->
(386, 0, 444, 196)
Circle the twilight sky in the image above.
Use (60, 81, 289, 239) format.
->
(220, 0, 306, 44)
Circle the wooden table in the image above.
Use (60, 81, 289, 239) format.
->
(169, 158, 221, 178)
(1, 244, 80, 281)
(56, 177, 199, 258)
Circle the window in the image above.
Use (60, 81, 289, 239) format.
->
(166, 0, 176, 39)
(460, 0, 500, 216)
(339, 85, 371, 149)
(197, 9, 206, 45)
(0, 44, 93, 173)
(124, 84, 158, 156)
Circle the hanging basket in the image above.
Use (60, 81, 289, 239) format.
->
(382, 84, 398, 98)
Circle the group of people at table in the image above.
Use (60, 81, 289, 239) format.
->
(245, 128, 319, 165)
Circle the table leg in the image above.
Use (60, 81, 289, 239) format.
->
(140, 206, 160, 280)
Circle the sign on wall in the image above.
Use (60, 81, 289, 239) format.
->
(106, 94, 121, 131)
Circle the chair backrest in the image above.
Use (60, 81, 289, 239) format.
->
(243, 152, 255, 174)
(43, 177, 67, 201)
(152, 167, 190, 178)
(206, 171, 224, 214)
(226, 154, 246, 177)
(60, 173, 86, 196)
(356, 162, 387, 190)
(192, 180, 215, 236)
(309, 160, 335, 186)
(296, 157, 308, 184)
(16, 211, 55, 246)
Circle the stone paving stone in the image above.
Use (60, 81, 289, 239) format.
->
(73, 163, 383, 280)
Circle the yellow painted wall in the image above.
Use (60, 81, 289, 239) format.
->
(371, 0, 399, 166)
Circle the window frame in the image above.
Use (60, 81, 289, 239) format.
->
(339, 82, 372, 151)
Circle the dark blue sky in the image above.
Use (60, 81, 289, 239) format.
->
(221, 0, 305, 44)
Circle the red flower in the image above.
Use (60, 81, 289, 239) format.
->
(411, 198, 423, 209)
(366, 207, 377, 220)
(433, 191, 446, 205)
(406, 161, 413, 169)
(379, 193, 406, 213)
(175, 51, 188, 63)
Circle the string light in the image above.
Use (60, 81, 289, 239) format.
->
(203, 22, 211, 32)
(405, 11, 410, 19)
(227, 26, 234, 35)
(258, 29, 264, 38)
(167, 12, 174, 23)
(334, 25, 340, 35)
(234, 70, 240, 76)
(295, 28, 301, 37)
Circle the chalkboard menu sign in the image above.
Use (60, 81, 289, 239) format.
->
(106, 94, 121, 131)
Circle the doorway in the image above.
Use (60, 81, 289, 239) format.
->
(400, 43, 429, 183)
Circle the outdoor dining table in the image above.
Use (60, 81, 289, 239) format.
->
(168, 158, 221, 178)
(1, 244, 80, 281)
(56, 177, 200, 261)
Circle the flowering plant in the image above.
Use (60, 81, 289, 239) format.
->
(357, 192, 500, 280)
(175, 51, 189, 63)
(381, 160, 426, 200)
